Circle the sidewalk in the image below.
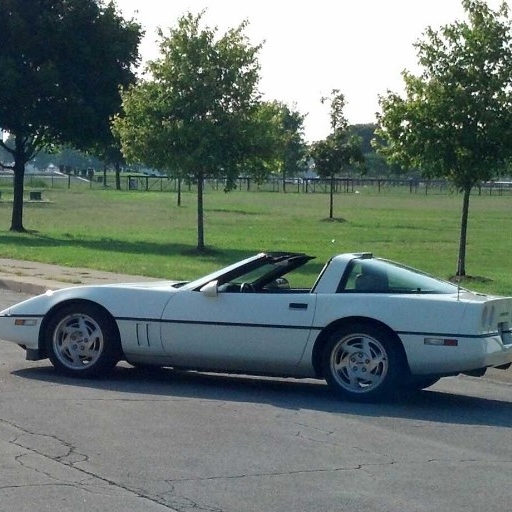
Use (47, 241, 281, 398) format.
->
(0, 258, 157, 296)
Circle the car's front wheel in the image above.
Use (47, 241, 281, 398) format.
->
(322, 323, 404, 402)
(45, 303, 121, 377)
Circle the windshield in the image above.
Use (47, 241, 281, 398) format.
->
(181, 252, 313, 292)
(339, 258, 457, 294)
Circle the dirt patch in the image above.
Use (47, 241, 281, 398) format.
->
(449, 275, 493, 284)
(320, 217, 347, 223)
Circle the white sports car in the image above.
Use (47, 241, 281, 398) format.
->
(1, 252, 511, 402)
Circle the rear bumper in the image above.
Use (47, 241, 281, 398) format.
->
(402, 333, 512, 375)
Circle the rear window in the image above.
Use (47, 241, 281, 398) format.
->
(340, 258, 457, 294)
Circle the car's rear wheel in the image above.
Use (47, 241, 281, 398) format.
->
(322, 323, 404, 402)
(45, 303, 121, 377)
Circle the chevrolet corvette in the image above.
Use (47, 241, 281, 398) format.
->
(1, 252, 511, 402)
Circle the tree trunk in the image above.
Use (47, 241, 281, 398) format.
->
(177, 178, 182, 207)
(115, 162, 121, 189)
(329, 175, 334, 219)
(197, 172, 205, 251)
(456, 186, 471, 276)
(10, 136, 27, 232)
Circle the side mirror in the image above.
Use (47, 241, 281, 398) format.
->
(200, 280, 218, 297)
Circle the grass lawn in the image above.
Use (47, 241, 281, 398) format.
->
(0, 185, 511, 295)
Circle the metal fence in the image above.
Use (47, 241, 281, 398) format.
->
(1, 172, 512, 196)
(95, 175, 512, 195)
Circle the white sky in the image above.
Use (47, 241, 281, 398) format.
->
(115, 0, 509, 142)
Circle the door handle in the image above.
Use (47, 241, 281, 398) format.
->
(289, 303, 308, 310)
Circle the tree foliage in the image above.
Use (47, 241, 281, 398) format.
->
(0, 0, 141, 230)
(376, 0, 512, 276)
(310, 90, 364, 219)
(271, 102, 308, 191)
(113, 11, 282, 250)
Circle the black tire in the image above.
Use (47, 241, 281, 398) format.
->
(45, 303, 121, 378)
(322, 323, 404, 402)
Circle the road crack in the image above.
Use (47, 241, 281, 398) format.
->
(0, 417, 179, 510)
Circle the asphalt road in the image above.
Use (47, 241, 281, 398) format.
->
(1, 289, 512, 512)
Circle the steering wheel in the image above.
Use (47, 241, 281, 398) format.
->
(240, 282, 254, 293)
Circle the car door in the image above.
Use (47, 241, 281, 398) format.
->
(160, 289, 317, 374)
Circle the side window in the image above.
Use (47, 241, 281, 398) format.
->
(338, 258, 457, 294)
(341, 262, 363, 291)
(338, 261, 389, 293)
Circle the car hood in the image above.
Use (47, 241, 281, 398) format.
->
(0, 280, 184, 319)
(97, 280, 184, 290)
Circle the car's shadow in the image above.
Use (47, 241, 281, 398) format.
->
(13, 363, 512, 428)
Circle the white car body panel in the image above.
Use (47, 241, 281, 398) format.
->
(0, 282, 177, 351)
(160, 291, 317, 374)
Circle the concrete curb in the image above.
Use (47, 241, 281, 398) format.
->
(0, 277, 62, 296)
(0, 258, 157, 296)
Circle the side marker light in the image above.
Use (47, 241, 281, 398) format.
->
(424, 337, 458, 347)
(14, 319, 38, 326)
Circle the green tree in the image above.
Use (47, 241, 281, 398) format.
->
(93, 140, 127, 190)
(0, 0, 141, 231)
(271, 102, 308, 192)
(32, 145, 103, 172)
(376, 0, 512, 276)
(349, 124, 376, 154)
(114, 11, 280, 250)
(310, 91, 364, 219)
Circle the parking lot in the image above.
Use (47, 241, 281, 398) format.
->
(1, 289, 512, 512)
